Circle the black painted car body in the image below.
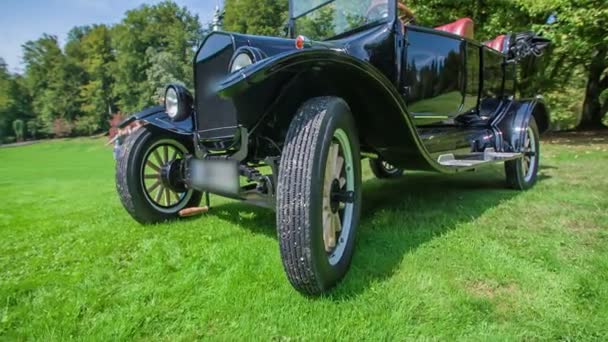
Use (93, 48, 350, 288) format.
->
(123, 5, 549, 175)
(116, 0, 550, 294)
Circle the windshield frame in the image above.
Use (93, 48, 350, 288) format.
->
(288, 0, 396, 40)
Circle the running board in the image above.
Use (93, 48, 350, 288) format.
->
(438, 148, 522, 169)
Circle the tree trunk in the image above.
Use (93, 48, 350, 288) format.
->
(579, 48, 607, 130)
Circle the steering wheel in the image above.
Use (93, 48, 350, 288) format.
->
(398, 2, 416, 24)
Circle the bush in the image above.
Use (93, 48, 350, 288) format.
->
(12, 119, 25, 142)
(74, 116, 100, 136)
(52, 118, 73, 138)
(26, 120, 38, 140)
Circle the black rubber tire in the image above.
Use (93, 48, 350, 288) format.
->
(115, 126, 202, 224)
(369, 159, 405, 179)
(505, 117, 540, 190)
(277, 97, 362, 296)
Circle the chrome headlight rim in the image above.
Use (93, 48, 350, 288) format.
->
(164, 84, 193, 122)
(229, 47, 266, 73)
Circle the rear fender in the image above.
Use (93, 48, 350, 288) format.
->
(119, 106, 194, 136)
(494, 97, 550, 152)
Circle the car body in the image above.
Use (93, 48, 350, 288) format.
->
(115, 0, 550, 295)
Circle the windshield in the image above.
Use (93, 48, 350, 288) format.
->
(293, 0, 390, 41)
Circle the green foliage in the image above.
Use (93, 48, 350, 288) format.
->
(12, 119, 24, 141)
(22, 34, 82, 127)
(512, 0, 608, 128)
(295, 5, 337, 40)
(224, 0, 288, 36)
(145, 48, 189, 104)
(1, 1, 202, 139)
(73, 116, 100, 136)
(75, 25, 115, 130)
(0, 58, 32, 142)
(111, 1, 202, 113)
(26, 120, 38, 139)
(2, 0, 605, 138)
(545, 87, 584, 130)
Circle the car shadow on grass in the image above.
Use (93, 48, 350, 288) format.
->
(209, 169, 543, 299)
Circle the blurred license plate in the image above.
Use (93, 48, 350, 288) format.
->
(190, 159, 240, 197)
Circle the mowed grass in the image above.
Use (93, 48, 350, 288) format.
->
(1, 133, 607, 340)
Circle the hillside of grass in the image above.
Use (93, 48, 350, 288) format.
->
(0, 134, 607, 339)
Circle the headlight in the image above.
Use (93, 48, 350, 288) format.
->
(164, 84, 193, 122)
(230, 52, 253, 73)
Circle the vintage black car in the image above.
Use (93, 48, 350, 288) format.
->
(115, 0, 550, 295)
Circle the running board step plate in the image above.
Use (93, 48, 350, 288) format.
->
(438, 148, 522, 168)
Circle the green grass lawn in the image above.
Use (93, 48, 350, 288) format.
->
(1, 134, 607, 340)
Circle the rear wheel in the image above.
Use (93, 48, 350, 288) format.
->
(277, 97, 362, 296)
(116, 126, 202, 224)
(369, 159, 404, 179)
(505, 118, 540, 190)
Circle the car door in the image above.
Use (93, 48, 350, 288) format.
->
(401, 26, 466, 126)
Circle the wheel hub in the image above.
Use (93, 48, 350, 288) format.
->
(329, 179, 341, 213)
(160, 159, 187, 193)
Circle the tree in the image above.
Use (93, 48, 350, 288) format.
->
(76, 25, 115, 129)
(509, 0, 607, 129)
(146, 48, 189, 103)
(0, 58, 32, 142)
(22, 34, 82, 132)
(224, 0, 288, 36)
(111, 1, 202, 113)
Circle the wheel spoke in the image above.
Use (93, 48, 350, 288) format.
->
(323, 212, 336, 252)
(155, 186, 164, 203)
(153, 149, 164, 167)
(145, 174, 159, 180)
(172, 190, 181, 204)
(146, 160, 161, 172)
(170, 148, 179, 162)
(333, 213, 342, 233)
(324, 145, 337, 205)
(327, 144, 339, 180)
(164, 188, 171, 206)
(331, 144, 340, 176)
(334, 156, 344, 180)
(147, 180, 161, 193)
(163, 146, 169, 164)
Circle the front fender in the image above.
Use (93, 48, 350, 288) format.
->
(214, 49, 459, 172)
(495, 97, 550, 152)
(119, 106, 194, 136)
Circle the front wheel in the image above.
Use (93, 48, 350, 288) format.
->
(116, 126, 202, 224)
(505, 117, 540, 190)
(277, 97, 362, 296)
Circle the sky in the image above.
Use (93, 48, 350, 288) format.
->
(0, 0, 223, 73)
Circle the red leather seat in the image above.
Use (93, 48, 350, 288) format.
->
(484, 35, 506, 52)
(435, 18, 474, 40)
